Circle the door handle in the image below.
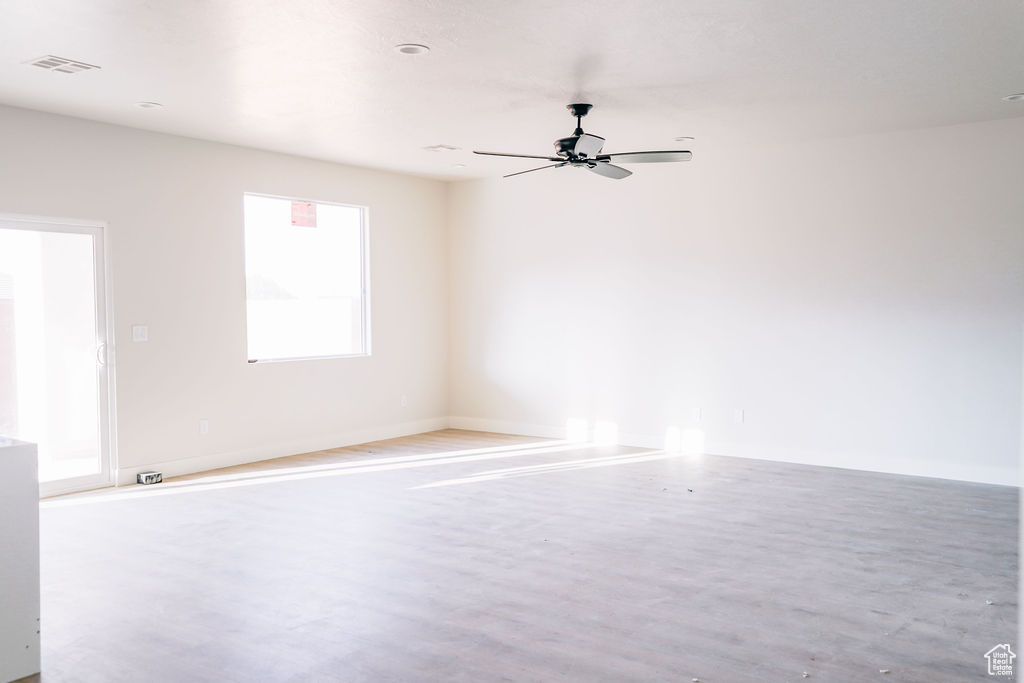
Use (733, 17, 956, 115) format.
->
(96, 342, 107, 367)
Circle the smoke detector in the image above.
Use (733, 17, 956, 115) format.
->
(25, 55, 100, 74)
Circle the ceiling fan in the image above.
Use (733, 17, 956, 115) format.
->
(473, 103, 693, 179)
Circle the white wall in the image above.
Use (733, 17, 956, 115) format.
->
(448, 116, 1024, 485)
(0, 105, 449, 483)
(1, 104, 1020, 487)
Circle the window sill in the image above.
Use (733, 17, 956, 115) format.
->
(247, 352, 371, 364)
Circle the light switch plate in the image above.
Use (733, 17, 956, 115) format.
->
(131, 325, 148, 342)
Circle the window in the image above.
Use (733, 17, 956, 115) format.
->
(243, 193, 369, 361)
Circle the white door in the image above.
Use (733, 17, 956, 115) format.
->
(0, 215, 114, 496)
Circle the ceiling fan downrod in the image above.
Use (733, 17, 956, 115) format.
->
(567, 103, 593, 136)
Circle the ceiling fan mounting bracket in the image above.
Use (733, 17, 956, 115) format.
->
(566, 103, 593, 118)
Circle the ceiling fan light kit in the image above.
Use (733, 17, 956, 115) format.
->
(474, 103, 693, 180)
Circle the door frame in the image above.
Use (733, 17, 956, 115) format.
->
(0, 212, 117, 497)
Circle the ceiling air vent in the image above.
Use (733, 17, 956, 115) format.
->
(25, 55, 100, 74)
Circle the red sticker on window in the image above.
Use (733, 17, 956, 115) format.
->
(291, 201, 317, 227)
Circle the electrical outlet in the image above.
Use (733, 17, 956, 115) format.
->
(401, 394, 408, 408)
(131, 325, 148, 342)
(199, 419, 209, 436)
(732, 409, 746, 424)
(690, 407, 703, 423)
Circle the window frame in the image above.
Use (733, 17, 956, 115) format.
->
(241, 192, 371, 364)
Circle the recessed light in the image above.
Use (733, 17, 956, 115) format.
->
(1002, 93, 1024, 102)
(135, 101, 163, 109)
(452, 163, 467, 168)
(674, 136, 695, 142)
(395, 43, 430, 56)
(423, 144, 459, 152)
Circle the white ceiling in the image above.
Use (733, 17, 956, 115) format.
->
(1, 0, 1022, 179)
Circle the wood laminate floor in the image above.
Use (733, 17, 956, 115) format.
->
(27, 429, 1018, 682)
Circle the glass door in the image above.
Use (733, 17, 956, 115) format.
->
(0, 215, 113, 495)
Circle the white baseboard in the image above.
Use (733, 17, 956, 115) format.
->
(115, 417, 450, 485)
(449, 416, 667, 450)
(447, 416, 566, 440)
(701, 440, 1020, 488)
(447, 416, 1019, 487)
(115, 414, 1019, 488)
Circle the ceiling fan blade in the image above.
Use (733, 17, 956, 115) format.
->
(504, 162, 567, 178)
(573, 134, 605, 157)
(598, 151, 693, 164)
(587, 162, 632, 180)
(474, 151, 563, 161)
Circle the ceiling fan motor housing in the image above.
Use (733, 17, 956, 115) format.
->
(555, 136, 581, 155)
